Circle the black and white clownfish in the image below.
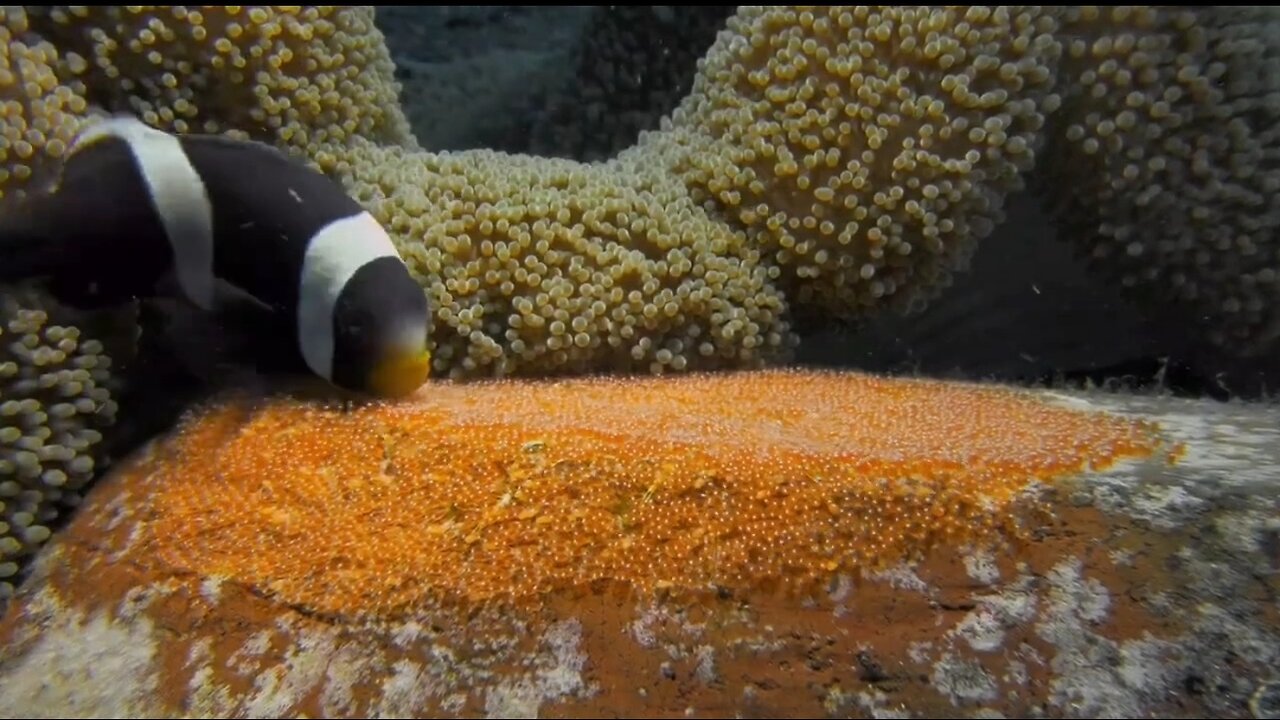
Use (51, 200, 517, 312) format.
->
(0, 114, 432, 399)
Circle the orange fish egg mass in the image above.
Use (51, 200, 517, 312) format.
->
(143, 370, 1168, 619)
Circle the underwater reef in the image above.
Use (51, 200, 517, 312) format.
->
(0, 5, 1277, 717)
(0, 371, 1277, 718)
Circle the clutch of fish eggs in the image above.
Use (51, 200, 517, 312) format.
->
(0, 306, 117, 600)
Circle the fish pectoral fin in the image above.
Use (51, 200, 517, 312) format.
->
(203, 287, 306, 376)
(142, 289, 303, 386)
(211, 279, 276, 316)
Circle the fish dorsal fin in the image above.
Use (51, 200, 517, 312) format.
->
(69, 112, 144, 155)
(69, 115, 217, 311)
(72, 114, 290, 163)
(180, 131, 291, 159)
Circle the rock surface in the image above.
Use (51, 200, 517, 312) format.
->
(0, 370, 1276, 719)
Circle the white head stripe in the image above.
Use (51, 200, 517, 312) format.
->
(73, 117, 216, 310)
(297, 211, 402, 381)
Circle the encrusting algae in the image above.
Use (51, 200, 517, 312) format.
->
(123, 369, 1175, 621)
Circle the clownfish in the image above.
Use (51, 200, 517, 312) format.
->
(0, 115, 432, 399)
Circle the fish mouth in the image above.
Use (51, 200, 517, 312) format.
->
(367, 346, 432, 398)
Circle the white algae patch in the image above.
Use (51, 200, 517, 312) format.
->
(484, 619, 590, 718)
(0, 589, 161, 718)
(964, 551, 1001, 586)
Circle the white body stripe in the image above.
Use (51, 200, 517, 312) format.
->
(72, 116, 217, 310)
(297, 211, 402, 380)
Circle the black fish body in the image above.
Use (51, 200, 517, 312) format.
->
(0, 137, 175, 307)
(0, 115, 433, 398)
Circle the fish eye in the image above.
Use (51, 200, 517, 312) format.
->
(338, 315, 370, 342)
